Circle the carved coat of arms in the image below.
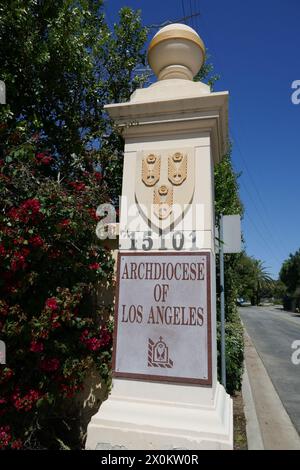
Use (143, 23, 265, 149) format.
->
(135, 148, 195, 231)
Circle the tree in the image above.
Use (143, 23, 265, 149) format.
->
(236, 254, 273, 305)
(280, 249, 300, 294)
(0, 0, 148, 201)
(252, 260, 273, 305)
(0, 0, 148, 449)
(280, 249, 300, 311)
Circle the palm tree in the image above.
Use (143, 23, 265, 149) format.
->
(251, 260, 273, 306)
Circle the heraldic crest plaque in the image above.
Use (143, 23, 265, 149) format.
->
(135, 148, 195, 230)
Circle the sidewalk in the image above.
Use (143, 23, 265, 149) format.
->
(242, 329, 300, 450)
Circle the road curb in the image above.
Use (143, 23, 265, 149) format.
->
(242, 361, 264, 450)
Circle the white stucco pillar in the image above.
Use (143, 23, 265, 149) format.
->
(86, 23, 233, 450)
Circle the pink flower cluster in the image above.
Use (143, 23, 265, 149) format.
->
(12, 389, 42, 412)
(59, 382, 83, 399)
(0, 426, 11, 449)
(80, 326, 111, 352)
(29, 235, 44, 248)
(69, 181, 86, 191)
(36, 152, 53, 165)
(88, 262, 100, 270)
(58, 218, 71, 229)
(0, 368, 14, 384)
(80, 329, 101, 351)
(45, 297, 58, 311)
(45, 298, 61, 328)
(87, 208, 100, 221)
(0, 425, 22, 449)
(10, 247, 30, 272)
(30, 341, 44, 353)
(0, 244, 5, 257)
(8, 198, 41, 223)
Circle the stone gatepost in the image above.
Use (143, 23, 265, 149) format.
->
(86, 23, 233, 450)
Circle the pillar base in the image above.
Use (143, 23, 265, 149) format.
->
(85, 380, 233, 450)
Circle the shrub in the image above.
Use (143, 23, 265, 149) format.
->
(217, 316, 244, 396)
(0, 125, 114, 449)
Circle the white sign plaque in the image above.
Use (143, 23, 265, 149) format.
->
(113, 252, 212, 385)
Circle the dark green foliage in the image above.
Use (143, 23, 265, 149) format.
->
(236, 253, 273, 305)
(214, 151, 244, 394)
(217, 319, 244, 395)
(280, 249, 300, 312)
(0, 0, 148, 201)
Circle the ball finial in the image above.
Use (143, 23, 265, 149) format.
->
(148, 23, 206, 81)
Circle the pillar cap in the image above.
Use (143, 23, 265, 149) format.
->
(148, 23, 206, 81)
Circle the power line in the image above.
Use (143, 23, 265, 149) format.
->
(239, 179, 286, 264)
(146, 13, 200, 30)
(181, 0, 186, 19)
(200, 13, 292, 264)
(196, 0, 202, 31)
(230, 137, 289, 265)
(230, 126, 291, 258)
(244, 211, 283, 270)
(189, 0, 194, 28)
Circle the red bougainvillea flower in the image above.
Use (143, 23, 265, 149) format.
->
(79, 328, 108, 351)
(87, 337, 102, 351)
(11, 439, 23, 450)
(10, 248, 30, 272)
(60, 383, 83, 399)
(0, 368, 14, 384)
(8, 207, 19, 220)
(30, 341, 44, 353)
(35, 152, 46, 161)
(41, 156, 53, 165)
(88, 262, 100, 270)
(40, 358, 60, 372)
(48, 248, 61, 259)
(69, 181, 86, 191)
(45, 297, 58, 311)
(13, 237, 24, 245)
(87, 208, 99, 220)
(8, 198, 41, 223)
(0, 425, 12, 449)
(19, 199, 41, 222)
(50, 313, 61, 329)
(99, 326, 112, 348)
(58, 218, 71, 228)
(0, 244, 6, 257)
(0, 302, 9, 317)
(29, 235, 44, 248)
(35, 152, 53, 165)
(12, 389, 42, 412)
(94, 172, 102, 181)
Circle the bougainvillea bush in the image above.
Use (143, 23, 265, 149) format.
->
(0, 0, 150, 449)
(0, 124, 115, 449)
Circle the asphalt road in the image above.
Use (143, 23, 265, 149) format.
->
(240, 305, 300, 436)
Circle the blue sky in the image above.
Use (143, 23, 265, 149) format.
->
(105, 0, 300, 279)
